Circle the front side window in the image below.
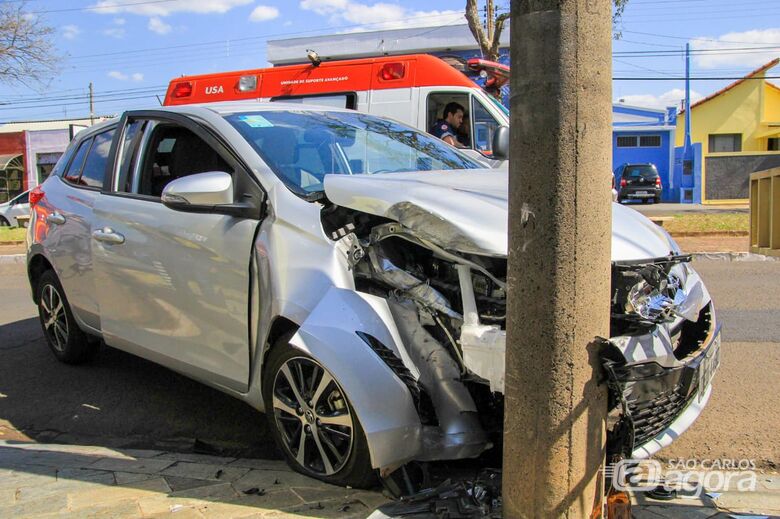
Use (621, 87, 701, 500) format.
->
(128, 123, 232, 198)
(225, 110, 482, 196)
(426, 93, 471, 148)
(471, 97, 501, 154)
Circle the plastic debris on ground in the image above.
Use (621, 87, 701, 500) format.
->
(376, 468, 502, 518)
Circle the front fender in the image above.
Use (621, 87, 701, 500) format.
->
(289, 287, 422, 471)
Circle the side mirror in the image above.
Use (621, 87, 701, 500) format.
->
(492, 126, 509, 161)
(162, 171, 237, 213)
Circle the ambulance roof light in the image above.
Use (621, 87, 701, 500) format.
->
(172, 81, 193, 98)
(380, 62, 405, 81)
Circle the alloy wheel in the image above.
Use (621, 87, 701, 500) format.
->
(272, 357, 354, 476)
(41, 284, 68, 352)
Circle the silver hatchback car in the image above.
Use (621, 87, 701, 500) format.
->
(27, 103, 720, 488)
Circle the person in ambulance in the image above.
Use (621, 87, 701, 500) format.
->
(430, 102, 467, 148)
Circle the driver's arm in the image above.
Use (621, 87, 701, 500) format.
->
(443, 135, 466, 149)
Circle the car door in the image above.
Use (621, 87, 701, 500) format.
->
(91, 111, 264, 392)
(42, 127, 116, 331)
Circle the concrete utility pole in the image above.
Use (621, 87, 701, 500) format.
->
(88, 82, 95, 125)
(503, 0, 612, 517)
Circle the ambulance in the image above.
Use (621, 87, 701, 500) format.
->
(163, 54, 509, 166)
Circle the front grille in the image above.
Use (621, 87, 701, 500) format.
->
(629, 383, 694, 446)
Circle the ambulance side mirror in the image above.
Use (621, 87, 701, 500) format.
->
(492, 126, 509, 161)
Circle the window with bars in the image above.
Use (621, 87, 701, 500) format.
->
(708, 133, 742, 153)
(617, 136, 637, 147)
(639, 135, 661, 147)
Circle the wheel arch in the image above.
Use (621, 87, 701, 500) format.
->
(28, 253, 54, 304)
(287, 287, 423, 472)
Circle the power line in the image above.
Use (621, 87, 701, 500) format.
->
(30, 0, 179, 15)
(621, 29, 780, 45)
(615, 76, 780, 81)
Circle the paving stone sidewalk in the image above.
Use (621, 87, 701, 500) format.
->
(2, 440, 779, 518)
(0, 440, 389, 518)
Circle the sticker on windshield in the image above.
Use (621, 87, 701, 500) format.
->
(238, 115, 274, 128)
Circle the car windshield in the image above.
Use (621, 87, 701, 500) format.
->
(623, 165, 658, 179)
(224, 110, 483, 196)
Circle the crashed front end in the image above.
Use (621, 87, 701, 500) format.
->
(313, 171, 719, 473)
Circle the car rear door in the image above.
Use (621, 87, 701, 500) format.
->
(40, 127, 116, 331)
(91, 111, 264, 392)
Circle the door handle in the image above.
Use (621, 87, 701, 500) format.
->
(46, 213, 66, 225)
(92, 228, 125, 245)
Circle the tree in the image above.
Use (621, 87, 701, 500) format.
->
(0, 2, 58, 86)
(465, 0, 508, 63)
(465, 0, 630, 62)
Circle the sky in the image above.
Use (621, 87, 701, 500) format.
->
(0, 0, 778, 121)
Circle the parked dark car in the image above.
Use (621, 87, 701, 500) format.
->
(615, 163, 662, 203)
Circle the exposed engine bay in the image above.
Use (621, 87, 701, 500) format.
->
(321, 201, 720, 464)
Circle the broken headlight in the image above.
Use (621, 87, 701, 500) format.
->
(612, 255, 692, 331)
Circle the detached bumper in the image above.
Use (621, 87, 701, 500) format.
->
(605, 322, 721, 457)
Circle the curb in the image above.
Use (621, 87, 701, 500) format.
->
(671, 231, 749, 237)
(692, 252, 780, 262)
(0, 253, 24, 264)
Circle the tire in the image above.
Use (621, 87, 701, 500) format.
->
(37, 270, 98, 364)
(263, 335, 376, 489)
(641, 198, 649, 204)
(0, 216, 9, 227)
(654, 197, 661, 204)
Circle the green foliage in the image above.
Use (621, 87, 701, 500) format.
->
(0, 226, 26, 242)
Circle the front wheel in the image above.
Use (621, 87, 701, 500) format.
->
(0, 216, 9, 227)
(263, 338, 375, 488)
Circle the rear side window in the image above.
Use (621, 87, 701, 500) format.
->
(80, 129, 116, 188)
(51, 144, 77, 180)
(63, 139, 91, 184)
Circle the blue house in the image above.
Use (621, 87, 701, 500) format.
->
(612, 104, 678, 202)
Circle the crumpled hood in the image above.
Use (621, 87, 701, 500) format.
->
(324, 169, 678, 260)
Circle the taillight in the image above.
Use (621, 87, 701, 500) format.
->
(30, 186, 45, 207)
(172, 81, 193, 98)
(380, 62, 405, 81)
(655, 177, 662, 186)
(620, 178, 627, 187)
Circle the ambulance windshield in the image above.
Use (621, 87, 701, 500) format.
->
(225, 110, 483, 196)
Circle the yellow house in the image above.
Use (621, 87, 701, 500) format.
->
(676, 58, 780, 203)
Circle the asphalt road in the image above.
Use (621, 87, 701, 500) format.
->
(1, 260, 778, 468)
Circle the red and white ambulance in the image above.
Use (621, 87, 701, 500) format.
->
(163, 54, 509, 166)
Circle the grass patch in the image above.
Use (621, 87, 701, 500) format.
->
(663, 212, 749, 234)
(0, 226, 26, 242)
